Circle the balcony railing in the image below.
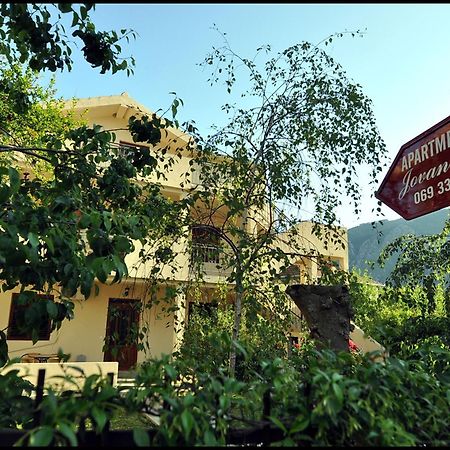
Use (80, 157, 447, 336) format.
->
(191, 243, 221, 265)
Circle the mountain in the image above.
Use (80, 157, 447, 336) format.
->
(348, 208, 450, 283)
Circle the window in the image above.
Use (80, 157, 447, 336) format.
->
(187, 302, 218, 323)
(191, 226, 222, 265)
(7, 293, 52, 341)
(118, 141, 149, 157)
(279, 264, 301, 284)
(117, 141, 154, 169)
(317, 257, 342, 280)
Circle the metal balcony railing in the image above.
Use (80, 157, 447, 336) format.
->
(191, 243, 221, 265)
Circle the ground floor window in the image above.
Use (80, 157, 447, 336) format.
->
(7, 293, 52, 340)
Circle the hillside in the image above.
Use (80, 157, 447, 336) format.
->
(348, 208, 450, 283)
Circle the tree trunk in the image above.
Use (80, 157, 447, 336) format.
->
(286, 284, 354, 352)
(229, 267, 243, 378)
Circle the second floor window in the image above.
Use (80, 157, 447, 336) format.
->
(279, 264, 301, 284)
(191, 226, 222, 265)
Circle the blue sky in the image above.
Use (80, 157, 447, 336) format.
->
(47, 3, 450, 228)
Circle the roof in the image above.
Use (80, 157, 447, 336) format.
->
(64, 92, 191, 145)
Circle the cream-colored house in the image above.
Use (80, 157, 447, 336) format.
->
(1, 93, 369, 374)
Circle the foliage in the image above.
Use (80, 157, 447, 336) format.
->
(0, 362, 34, 429)
(16, 372, 121, 446)
(347, 270, 417, 339)
(363, 216, 450, 354)
(340, 267, 449, 360)
(183, 29, 387, 375)
(0, 63, 83, 152)
(348, 208, 450, 284)
(177, 300, 289, 380)
(0, 49, 189, 363)
(380, 316, 450, 357)
(2, 342, 450, 447)
(281, 345, 450, 446)
(198, 28, 386, 226)
(0, 3, 135, 74)
(377, 214, 450, 317)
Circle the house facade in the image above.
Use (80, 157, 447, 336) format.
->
(1, 93, 359, 372)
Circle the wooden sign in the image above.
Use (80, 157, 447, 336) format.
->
(376, 114, 450, 220)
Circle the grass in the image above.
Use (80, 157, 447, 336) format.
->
(109, 407, 155, 430)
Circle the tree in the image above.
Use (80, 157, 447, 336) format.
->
(183, 30, 387, 375)
(0, 4, 135, 74)
(374, 215, 450, 353)
(0, 62, 83, 155)
(377, 215, 450, 318)
(0, 4, 187, 364)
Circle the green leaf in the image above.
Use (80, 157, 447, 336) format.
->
(0, 185, 10, 203)
(91, 406, 107, 431)
(46, 300, 58, 319)
(332, 382, 344, 404)
(133, 428, 150, 447)
(181, 409, 194, 437)
(8, 167, 20, 195)
(58, 4, 73, 14)
(289, 415, 310, 434)
(58, 423, 77, 446)
(29, 427, 54, 446)
(164, 364, 177, 380)
(270, 415, 287, 433)
(71, 11, 79, 27)
(43, 236, 55, 254)
(203, 430, 217, 446)
(80, 5, 87, 20)
(27, 232, 39, 248)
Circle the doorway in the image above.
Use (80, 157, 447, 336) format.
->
(103, 298, 141, 371)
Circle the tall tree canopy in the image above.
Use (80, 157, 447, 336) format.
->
(183, 30, 388, 374)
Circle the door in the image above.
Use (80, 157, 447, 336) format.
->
(103, 299, 141, 371)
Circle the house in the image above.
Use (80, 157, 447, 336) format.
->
(0, 93, 374, 373)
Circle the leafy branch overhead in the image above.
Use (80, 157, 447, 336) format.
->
(0, 3, 136, 74)
(200, 28, 387, 227)
(0, 2, 194, 365)
(0, 60, 187, 366)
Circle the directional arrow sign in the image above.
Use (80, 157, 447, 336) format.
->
(376, 114, 450, 220)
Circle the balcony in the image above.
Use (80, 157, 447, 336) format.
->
(190, 243, 232, 277)
(191, 243, 221, 265)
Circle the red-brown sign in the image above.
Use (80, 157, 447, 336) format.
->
(376, 114, 450, 220)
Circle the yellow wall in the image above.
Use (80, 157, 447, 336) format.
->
(69, 94, 196, 194)
(277, 220, 349, 281)
(1, 281, 177, 365)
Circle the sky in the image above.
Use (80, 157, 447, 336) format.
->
(46, 3, 450, 229)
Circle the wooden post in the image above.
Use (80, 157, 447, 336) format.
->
(100, 372, 115, 447)
(262, 387, 271, 420)
(33, 368, 46, 427)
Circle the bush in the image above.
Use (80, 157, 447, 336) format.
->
(2, 341, 450, 446)
(177, 302, 288, 380)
